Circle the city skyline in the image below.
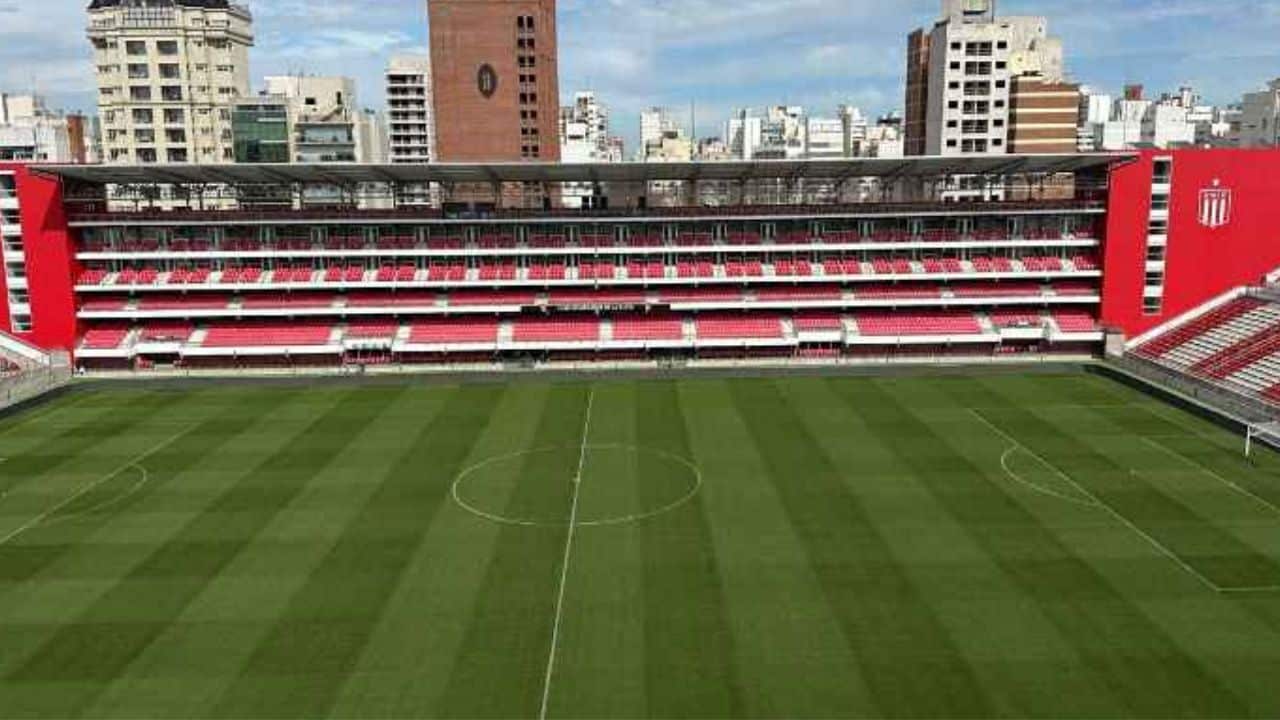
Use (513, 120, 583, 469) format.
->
(2, 0, 1279, 150)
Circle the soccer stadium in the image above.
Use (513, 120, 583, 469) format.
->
(0, 149, 1279, 717)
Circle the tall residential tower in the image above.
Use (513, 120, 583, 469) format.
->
(904, 0, 1077, 156)
(87, 0, 253, 164)
(385, 55, 437, 164)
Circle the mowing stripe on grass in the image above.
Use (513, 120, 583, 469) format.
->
(965, 379, 1280, 591)
(886, 378, 1251, 717)
(729, 379, 994, 719)
(3, 386, 407, 716)
(0, 392, 171, 501)
(635, 381, 746, 718)
(538, 387, 591, 720)
(208, 384, 505, 719)
(437, 384, 588, 718)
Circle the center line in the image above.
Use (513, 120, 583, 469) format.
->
(539, 387, 593, 720)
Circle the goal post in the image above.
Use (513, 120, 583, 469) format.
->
(1245, 421, 1280, 459)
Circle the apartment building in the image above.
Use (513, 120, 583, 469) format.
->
(1237, 79, 1280, 147)
(905, 0, 1071, 156)
(262, 76, 384, 164)
(1008, 77, 1081, 154)
(385, 55, 436, 164)
(0, 94, 90, 162)
(87, 0, 253, 164)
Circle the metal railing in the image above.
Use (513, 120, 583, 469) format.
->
(1113, 354, 1278, 423)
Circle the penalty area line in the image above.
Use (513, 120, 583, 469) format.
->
(968, 408, 1224, 593)
(0, 425, 194, 547)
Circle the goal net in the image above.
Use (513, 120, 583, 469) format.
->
(1246, 421, 1280, 458)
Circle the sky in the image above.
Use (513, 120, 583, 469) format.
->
(2, 0, 1279, 152)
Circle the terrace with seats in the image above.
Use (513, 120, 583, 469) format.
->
(47, 157, 1112, 371)
(1131, 292, 1280, 408)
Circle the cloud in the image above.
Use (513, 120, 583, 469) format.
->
(1, 0, 1278, 152)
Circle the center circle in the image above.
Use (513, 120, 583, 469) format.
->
(452, 444, 702, 527)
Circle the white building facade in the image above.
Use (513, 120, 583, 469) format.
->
(923, 3, 1064, 155)
(263, 75, 383, 163)
(87, 0, 253, 164)
(385, 55, 435, 164)
(0, 95, 86, 162)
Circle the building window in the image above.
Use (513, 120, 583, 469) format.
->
(157, 41, 179, 55)
(132, 109, 153, 124)
(1146, 245, 1166, 262)
(126, 41, 147, 56)
(161, 86, 184, 101)
(127, 63, 149, 79)
(159, 63, 181, 79)
(137, 149, 157, 164)
(130, 86, 152, 101)
(164, 108, 185, 124)
(1143, 297, 1163, 315)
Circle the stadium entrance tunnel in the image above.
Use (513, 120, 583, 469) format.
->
(452, 445, 701, 527)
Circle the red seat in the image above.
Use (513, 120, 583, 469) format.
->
(408, 319, 499, 344)
(612, 314, 684, 341)
(696, 314, 784, 339)
(990, 310, 1045, 328)
(81, 325, 130, 349)
(550, 290, 646, 307)
(662, 287, 743, 303)
(203, 322, 333, 347)
(856, 284, 941, 300)
(138, 322, 193, 343)
(756, 286, 842, 302)
(448, 291, 536, 307)
(1052, 311, 1099, 333)
(346, 320, 399, 340)
(854, 312, 982, 336)
(513, 316, 600, 342)
(241, 293, 335, 309)
(793, 312, 844, 331)
(347, 291, 438, 307)
(138, 294, 231, 310)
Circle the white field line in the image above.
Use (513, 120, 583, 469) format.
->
(997, 447, 1100, 508)
(968, 408, 1224, 593)
(1141, 437, 1280, 518)
(539, 387, 593, 720)
(0, 425, 192, 547)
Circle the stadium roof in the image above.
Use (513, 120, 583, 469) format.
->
(34, 154, 1130, 186)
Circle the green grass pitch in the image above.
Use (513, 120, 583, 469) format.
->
(1, 370, 1280, 718)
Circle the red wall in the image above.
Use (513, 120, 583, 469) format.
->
(0, 164, 78, 352)
(1102, 149, 1280, 338)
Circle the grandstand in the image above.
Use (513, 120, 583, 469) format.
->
(28, 156, 1112, 371)
(1131, 288, 1280, 409)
